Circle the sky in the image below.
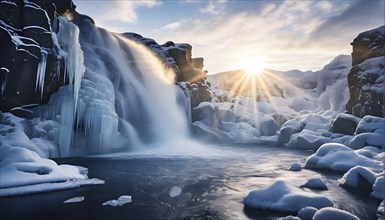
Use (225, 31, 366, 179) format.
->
(72, 0, 384, 74)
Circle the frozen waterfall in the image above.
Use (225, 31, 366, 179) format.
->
(40, 14, 190, 156)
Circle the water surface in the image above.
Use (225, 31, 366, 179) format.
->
(0, 144, 379, 219)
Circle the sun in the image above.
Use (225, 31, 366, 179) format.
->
(242, 58, 265, 76)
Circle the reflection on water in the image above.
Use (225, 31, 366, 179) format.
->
(0, 144, 380, 220)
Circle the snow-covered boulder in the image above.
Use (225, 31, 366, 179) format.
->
(377, 201, 384, 220)
(286, 129, 332, 150)
(278, 119, 303, 146)
(243, 180, 334, 212)
(288, 162, 302, 171)
(278, 216, 301, 220)
(313, 207, 360, 220)
(302, 177, 328, 190)
(298, 207, 318, 220)
(355, 115, 385, 134)
(348, 133, 385, 150)
(305, 143, 383, 172)
(371, 176, 384, 200)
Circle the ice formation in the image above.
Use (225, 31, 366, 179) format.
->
(35, 50, 48, 98)
(35, 15, 190, 156)
(56, 16, 85, 109)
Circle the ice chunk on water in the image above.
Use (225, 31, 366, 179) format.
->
(102, 195, 132, 207)
(64, 196, 84, 203)
(102, 200, 118, 207)
(117, 195, 132, 205)
(169, 186, 182, 197)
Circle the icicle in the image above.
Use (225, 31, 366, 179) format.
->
(0, 67, 9, 96)
(35, 49, 48, 98)
(57, 16, 85, 110)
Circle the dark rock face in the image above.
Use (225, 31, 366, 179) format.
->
(351, 26, 385, 66)
(331, 113, 361, 135)
(346, 26, 385, 118)
(0, 0, 74, 111)
(191, 82, 213, 108)
(0, 1, 22, 29)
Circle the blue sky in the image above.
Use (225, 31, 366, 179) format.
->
(73, 0, 384, 73)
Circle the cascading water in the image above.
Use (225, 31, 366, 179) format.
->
(41, 14, 190, 156)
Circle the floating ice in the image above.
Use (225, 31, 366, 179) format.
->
(102, 195, 132, 207)
(169, 186, 182, 197)
(64, 196, 85, 203)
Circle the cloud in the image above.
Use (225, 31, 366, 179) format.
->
(151, 0, 383, 73)
(73, 0, 162, 31)
(199, 0, 227, 15)
(160, 20, 188, 30)
(311, 0, 384, 39)
(315, 1, 333, 11)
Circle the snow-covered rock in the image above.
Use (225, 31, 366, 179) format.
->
(0, 112, 103, 196)
(278, 216, 301, 220)
(305, 143, 383, 172)
(355, 115, 385, 134)
(298, 207, 318, 220)
(348, 133, 385, 150)
(288, 162, 302, 171)
(278, 119, 303, 146)
(377, 201, 384, 220)
(371, 175, 384, 200)
(313, 207, 360, 220)
(302, 177, 328, 190)
(243, 180, 334, 212)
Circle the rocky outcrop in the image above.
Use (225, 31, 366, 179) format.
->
(122, 33, 206, 83)
(346, 26, 385, 117)
(331, 113, 361, 135)
(0, 0, 75, 111)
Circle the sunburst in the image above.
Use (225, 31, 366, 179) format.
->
(242, 58, 265, 77)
